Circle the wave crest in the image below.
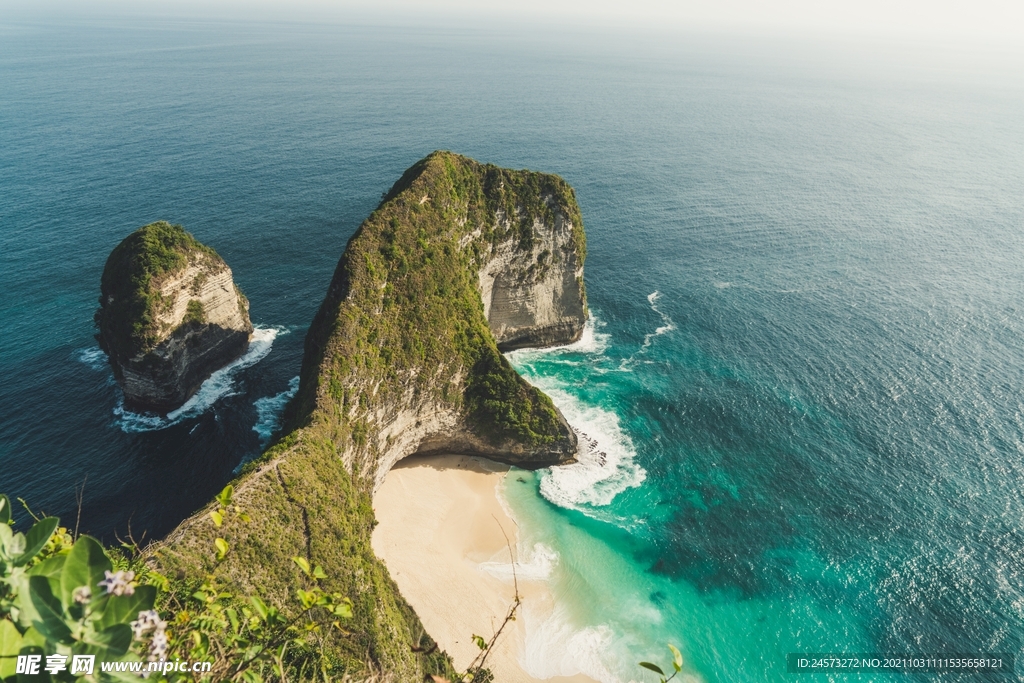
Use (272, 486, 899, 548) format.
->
(253, 375, 300, 444)
(115, 326, 287, 433)
(538, 386, 646, 509)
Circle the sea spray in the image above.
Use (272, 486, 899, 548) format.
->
(252, 375, 300, 445)
(538, 387, 646, 510)
(507, 312, 646, 512)
(506, 314, 611, 368)
(113, 326, 287, 433)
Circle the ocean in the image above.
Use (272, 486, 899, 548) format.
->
(2, 15, 1023, 682)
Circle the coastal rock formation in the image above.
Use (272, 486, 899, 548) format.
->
(292, 151, 586, 483)
(479, 201, 587, 351)
(95, 221, 253, 412)
(152, 152, 587, 678)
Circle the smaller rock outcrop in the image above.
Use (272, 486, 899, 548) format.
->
(95, 221, 253, 413)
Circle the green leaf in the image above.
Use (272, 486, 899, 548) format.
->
(639, 662, 665, 675)
(250, 596, 268, 620)
(144, 570, 169, 593)
(0, 494, 11, 525)
(209, 510, 223, 527)
(25, 575, 72, 644)
(60, 535, 111, 606)
(668, 644, 683, 672)
(216, 485, 233, 508)
(214, 538, 229, 560)
(292, 557, 310, 575)
(7, 533, 25, 559)
(296, 589, 315, 609)
(80, 623, 132, 657)
(25, 555, 65, 581)
(98, 585, 156, 629)
(333, 600, 352, 619)
(19, 627, 46, 649)
(0, 523, 13, 559)
(472, 634, 487, 650)
(13, 517, 58, 566)
(311, 565, 327, 580)
(0, 619, 23, 679)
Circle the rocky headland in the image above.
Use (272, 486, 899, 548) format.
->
(95, 221, 253, 413)
(151, 152, 588, 678)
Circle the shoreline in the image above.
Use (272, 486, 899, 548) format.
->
(371, 454, 599, 683)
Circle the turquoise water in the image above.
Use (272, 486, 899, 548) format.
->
(2, 16, 1024, 682)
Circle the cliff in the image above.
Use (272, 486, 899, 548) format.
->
(95, 222, 253, 413)
(150, 152, 588, 679)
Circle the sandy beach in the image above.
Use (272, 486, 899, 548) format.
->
(372, 454, 598, 683)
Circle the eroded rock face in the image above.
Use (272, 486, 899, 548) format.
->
(480, 210, 587, 351)
(96, 222, 253, 413)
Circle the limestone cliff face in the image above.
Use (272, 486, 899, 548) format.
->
(151, 153, 588, 678)
(96, 222, 253, 413)
(480, 209, 586, 351)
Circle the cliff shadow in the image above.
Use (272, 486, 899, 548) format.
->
(389, 452, 511, 475)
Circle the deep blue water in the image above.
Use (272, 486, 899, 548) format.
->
(2, 17, 1023, 682)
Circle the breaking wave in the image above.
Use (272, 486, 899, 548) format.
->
(115, 326, 287, 433)
(537, 385, 646, 510)
(252, 375, 300, 445)
(478, 541, 559, 582)
(76, 346, 109, 371)
(505, 314, 610, 366)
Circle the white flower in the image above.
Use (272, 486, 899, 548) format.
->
(98, 570, 136, 596)
(133, 609, 170, 662)
(148, 629, 169, 661)
(131, 609, 163, 639)
(72, 585, 92, 604)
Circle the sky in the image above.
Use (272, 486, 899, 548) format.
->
(3, 0, 1023, 46)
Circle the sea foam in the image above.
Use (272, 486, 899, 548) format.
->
(76, 346, 109, 371)
(252, 375, 300, 445)
(506, 311, 646, 512)
(115, 326, 286, 433)
(522, 604, 704, 683)
(539, 386, 646, 509)
(619, 290, 676, 370)
(521, 609, 621, 683)
(479, 542, 559, 582)
(505, 314, 610, 367)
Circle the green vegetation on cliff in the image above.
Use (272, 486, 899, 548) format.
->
(290, 151, 583, 456)
(150, 152, 587, 680)
(95, 222, 220, 359)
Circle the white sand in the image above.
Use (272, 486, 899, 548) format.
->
(372, 454, 597, 683)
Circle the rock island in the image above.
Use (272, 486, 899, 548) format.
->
(95, 221, 253, 413)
